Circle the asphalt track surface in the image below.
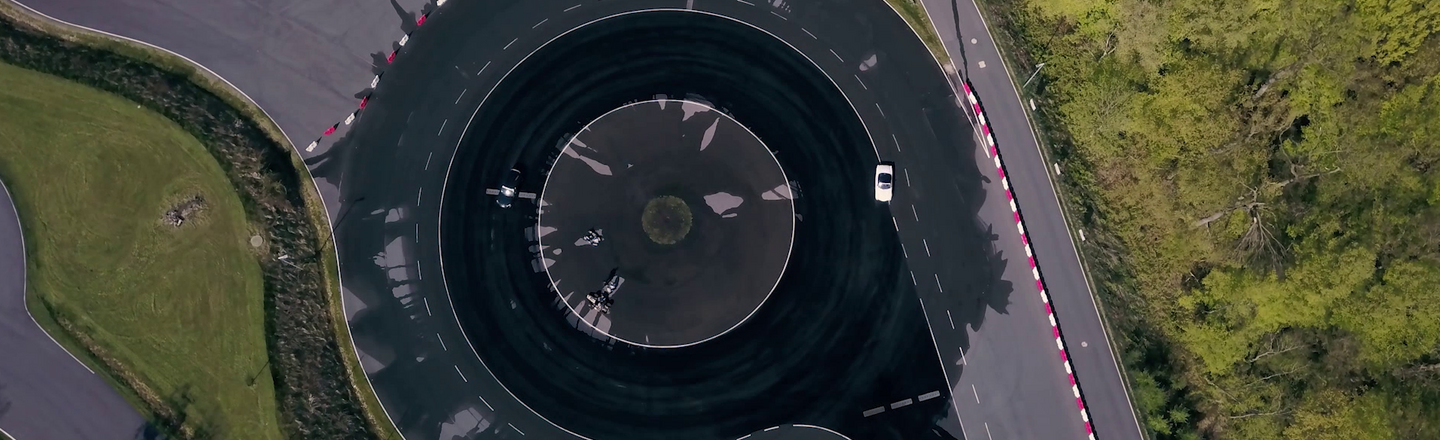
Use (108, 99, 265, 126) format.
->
(538, 100, 795, 348)
(920, 0, 1148, 438)
(0, 180, 155, 440)
(7, 0, 1116, 439)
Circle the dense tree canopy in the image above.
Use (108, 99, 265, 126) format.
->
(979, 0, 1440, 438)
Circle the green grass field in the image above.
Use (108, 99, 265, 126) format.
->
(0, 61, 282, 439)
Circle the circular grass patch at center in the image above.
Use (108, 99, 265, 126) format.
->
(642, 195, 693, 245)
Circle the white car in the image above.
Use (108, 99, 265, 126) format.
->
(875, 162, 895, 202)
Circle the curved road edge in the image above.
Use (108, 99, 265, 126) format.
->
(0, 179, 150, 440)
(917, 0, 1149, 438)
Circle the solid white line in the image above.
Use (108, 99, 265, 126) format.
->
(437, 119, 447, 135)
(801, 28, 817, 39)
(934, 274, 943, 292)
(436, 333, 447, 351)
(454, 365, 467, 382)
(947, 310, 955, 329)
(911, 204, 919, 221)
(425, 151, 434, 170)
(564, 3, 582, 12)
(922, 239, 931, 256)
(829, 48, 843, 62)
(504, 38, 518, 50)
(972, 384, 980, 403)
(770, 11, 787, 20)
(510, 423, 525, 435)
(424, 297, 432, 316)
(454, 89, 466, 104)
(533, 18, 548, 28)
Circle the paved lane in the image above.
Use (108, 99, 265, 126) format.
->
(918, 0, 1148, 438)
(0, 179, 153, 440)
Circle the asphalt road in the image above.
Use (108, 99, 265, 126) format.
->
(920, 0, 1148, 438)
(0, 180, 155, 440)
(7, 0, 1107, 438)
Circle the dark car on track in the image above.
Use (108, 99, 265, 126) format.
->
(497, 168, 521, 208)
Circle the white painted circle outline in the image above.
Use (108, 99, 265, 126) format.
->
(536, 98, 797, 349)
(436, 7, 881, 439)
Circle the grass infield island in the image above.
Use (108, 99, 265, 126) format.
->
(0, 61, 283, 439)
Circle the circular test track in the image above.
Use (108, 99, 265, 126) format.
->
(333, 2, 964, 440)
(441, 10, 940, 439)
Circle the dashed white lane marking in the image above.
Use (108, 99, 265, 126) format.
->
(985, 422, 994, 440)
(904, 168, 911, 186)
(437, 119, 447, 135)
(947, 310, 955, 329)
(454, 89, 466, 104)
(415, 223, 420, 243)
(901, 243, 909, 258)
(424, 297, 432, 316)
(416, 187, 423, 206)
(874, 102, 886, 119)
(972, 384, 981, 403)
(478, 60, 491, 75)
(801, 27, 817, 39)
(417, 260, 423, 280)
(829, 48, 843, 62)
(863, 406, 886, 417)
(736, 0, 754, 5)
(436, 333, 447, 351)
(454, 365, 468, 382)
(893, 217, 900, 231)
(764, 426, 779, 432)
(478, 394, 494, 411)
(504, 38, 518, 50)
(425, 151, 434, 170)
(509, 423, 525, 436)
(854, 74, 867, 90)
(533, 18, 548, 28)
(960, 346, 968, 365)
(934, 273, 944, 292)
(891, 398, 913, 409)
(770, 10, 787, 20)
(911, 204, 919, 221)
(564, 3, 581, 12)
(910, 271, 917, 285)
(922, 239, 931, 256)
(892, 133, 901, 152)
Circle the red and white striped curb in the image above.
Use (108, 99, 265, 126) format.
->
(305, 0, 451, 153)
(962, 81, 1096, 440)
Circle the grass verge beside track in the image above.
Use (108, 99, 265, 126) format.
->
(0, 3, 398, 439)
(884, 0, 951, 66)
(0, 60, 279, 439)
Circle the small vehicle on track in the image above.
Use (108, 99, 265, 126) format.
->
(496, 168, 521, 208)
(875, 162, 895, 202)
